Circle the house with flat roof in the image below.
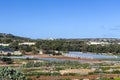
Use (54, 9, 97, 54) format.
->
(19, 42, 36, 46)
(0, 50, 22, 56)
(87, 41, 110, 45)
(0, 43, 9, 46)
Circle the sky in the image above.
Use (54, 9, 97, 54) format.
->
(0, 0, 120, 39)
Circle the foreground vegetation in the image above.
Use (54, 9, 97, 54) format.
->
(0, 57, 120, 80)
(0, 67, 27, 80)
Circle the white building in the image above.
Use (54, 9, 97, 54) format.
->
(19, 42, 36, 46)
(117, 43, 120, 45)
(0, 43, 9, 46)
(0, 51, 22, 56)
(13, 51, 22, 55)
(87, 41, 110, 45)
(39, 50, 44, 54)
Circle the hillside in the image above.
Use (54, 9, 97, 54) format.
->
(0, 33, 32, 43)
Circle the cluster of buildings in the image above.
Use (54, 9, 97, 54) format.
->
(86, 41, 120, 46)
(0, 42, 36, 47)
(0, 50, 22, 56)
(0, 43, 9, 46)
(18, 42, 36, 46)
(87, 41, 110, 46)
(0, 42, 36, 56)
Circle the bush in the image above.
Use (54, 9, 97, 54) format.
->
(1, 57, 13, 64)
(0, 67, 27, 80)
(63, 73, 80, 76)
(23, 62, 43, 68)
(112, 70, 120, 74)
(58, 78, 71, 80)
(25, 72, 61, 76)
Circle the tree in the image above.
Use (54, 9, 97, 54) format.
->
(9, 41, 19, 51)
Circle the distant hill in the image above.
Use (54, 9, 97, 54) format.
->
(47, 38, 120, 43)
(0, 33, 120, 43)
(73, 38, 120, 43)
(0, 33, 33, 43)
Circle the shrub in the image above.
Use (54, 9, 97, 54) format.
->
(0, 67, 27, 80)
(1, 57, 13, 64)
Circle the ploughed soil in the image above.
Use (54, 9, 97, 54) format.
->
(59, 69, 95, 75)
(27, 74, 120, 80)
(26, 54, 103, 63)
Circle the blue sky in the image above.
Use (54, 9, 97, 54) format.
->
(0, 0, 120, 39)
